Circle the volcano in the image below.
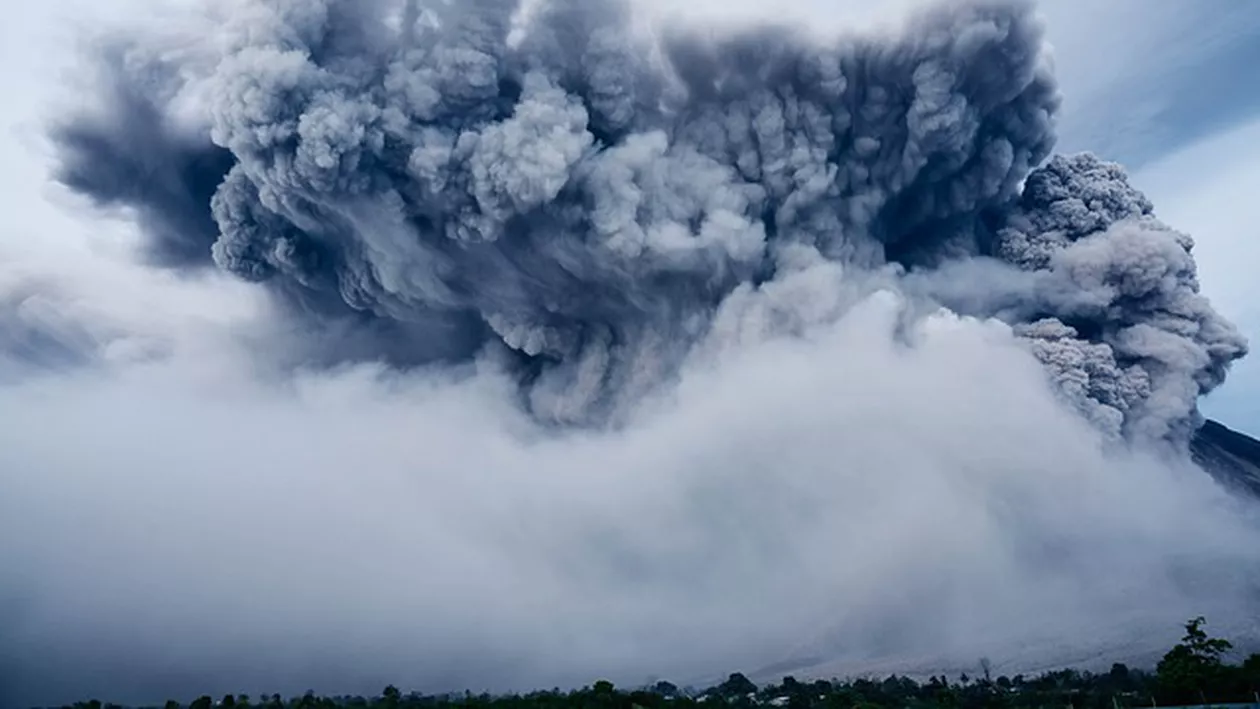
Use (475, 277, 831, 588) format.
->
(1194, 419, 1260, 498)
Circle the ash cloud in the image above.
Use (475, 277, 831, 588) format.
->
(998, 154, 1247, 442)
(4, 0, 1258, 705)
(49, 43, 235, 270)
(49, 0, 1244, 440)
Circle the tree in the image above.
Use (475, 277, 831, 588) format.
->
(1243, 654, 1260, 678)
(1156, 617, 1234, 703)
(1104, 663, 1134, 693)
(777, 675, 813, 709)
(716, 673, 758, 699)
(652, 681, 679, 697)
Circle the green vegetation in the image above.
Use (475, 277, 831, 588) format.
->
(52, 619, 1260, 709)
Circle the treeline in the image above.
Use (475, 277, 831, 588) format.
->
(51, 618, 1260, 709)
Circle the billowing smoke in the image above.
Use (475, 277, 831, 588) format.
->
(997, 154, 1247, 442)
(3, 0, 1259, 705)
(48, 0, 1244, 440)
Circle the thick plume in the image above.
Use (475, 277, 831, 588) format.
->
(47, 0, 1244, 441)
(46, 0, 1043, 415)
(997, 154, 1248, 442)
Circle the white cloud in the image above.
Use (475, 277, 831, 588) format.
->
(3, 267, 1257, 705)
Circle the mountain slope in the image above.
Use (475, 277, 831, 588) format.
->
(1193, 419, 1260, 497)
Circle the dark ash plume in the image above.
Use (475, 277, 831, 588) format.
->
(48, 0, 1245, 441)
(50, 43, 235, 269)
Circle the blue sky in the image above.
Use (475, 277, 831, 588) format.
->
(1045, 0, 1260, 166)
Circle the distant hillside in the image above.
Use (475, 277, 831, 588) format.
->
(1192, 420, 1260, 497)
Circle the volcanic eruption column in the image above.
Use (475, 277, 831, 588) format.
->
(51, 0, 1248, 443)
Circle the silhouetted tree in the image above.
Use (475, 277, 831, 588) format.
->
(652, 681, 679, 698)
(716, 674, 757, 699)
(51, 617, 1260, 709)
(1157, 616, 1233, 703)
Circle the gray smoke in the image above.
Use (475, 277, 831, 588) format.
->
(47, 0, 1244, 434)
(50, 42, 235, 270)
(999, 154, 1248, 443)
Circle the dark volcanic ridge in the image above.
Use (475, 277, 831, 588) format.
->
(1193, 419, 1260, 497)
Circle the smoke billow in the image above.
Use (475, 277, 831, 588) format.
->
(46, 0, 1244, 438)
(2, 0, 1259, 705)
